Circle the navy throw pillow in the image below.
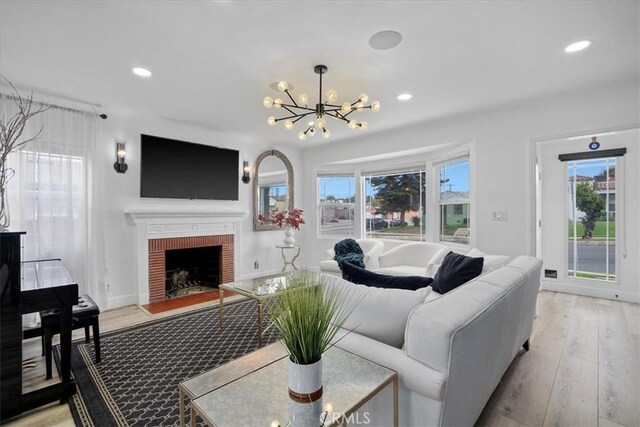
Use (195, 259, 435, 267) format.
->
(431, 251, 484, 294)
(341, 262, 433, 291)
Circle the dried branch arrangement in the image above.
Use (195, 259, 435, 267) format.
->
(0, 75, 50, 189)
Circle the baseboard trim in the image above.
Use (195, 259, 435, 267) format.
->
(541, 280, 639, 303)
(108, 294, 139, 309)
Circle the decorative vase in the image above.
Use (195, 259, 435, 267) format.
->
(0, 168, 14, 231)
(283, 227, 295, 247)
(287, 357, 323, 403)
(0, 185, 9, 231)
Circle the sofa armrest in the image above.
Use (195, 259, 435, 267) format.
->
(333, 329, 447, 401)
(325, 248, 335, 261)
(363, 243, 384, 270)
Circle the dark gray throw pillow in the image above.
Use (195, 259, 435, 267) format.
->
(431, 251, 484, 294)
(341, 262, 433, 291)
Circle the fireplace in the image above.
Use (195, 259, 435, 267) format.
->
(148, 235, 234, 303)
(165, 246, 220, 298)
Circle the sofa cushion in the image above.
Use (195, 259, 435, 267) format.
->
(425, 248, 449, 277)
(320, 259, 341, 273)
(467, 248, 511, 274)
(326, 276, 431, 348)
(431, 251, 484, 294)
(342, 262, 433, 291)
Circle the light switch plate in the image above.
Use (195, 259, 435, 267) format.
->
(492, 210, 508, 221)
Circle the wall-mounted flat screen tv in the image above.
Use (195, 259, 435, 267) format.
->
(140, 134, 239, 200)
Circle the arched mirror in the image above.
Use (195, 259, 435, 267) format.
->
(253, 150, 294, 231)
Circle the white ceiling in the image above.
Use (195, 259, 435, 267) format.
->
(1, 1, 638, 146)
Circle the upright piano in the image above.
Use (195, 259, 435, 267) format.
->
(0, 231, 78, 421)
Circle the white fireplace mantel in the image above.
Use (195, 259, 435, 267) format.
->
(125, 209, 249, 224)
(125, 208, 248, 305)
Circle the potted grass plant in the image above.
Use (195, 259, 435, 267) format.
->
(268, 271, 358, 403)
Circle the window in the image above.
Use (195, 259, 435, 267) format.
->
(318, 175, 355, 237)
(363, 167, 426, 241)
(437, 158, 470, 245)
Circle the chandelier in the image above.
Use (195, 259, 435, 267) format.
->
(263, 65, 380, 140)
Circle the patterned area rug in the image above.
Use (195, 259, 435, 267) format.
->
(56, 299, 278, 426)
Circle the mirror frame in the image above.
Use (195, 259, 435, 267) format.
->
(253, 149, 294, 231)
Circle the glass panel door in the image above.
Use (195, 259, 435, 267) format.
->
(567, 157, 616, 281)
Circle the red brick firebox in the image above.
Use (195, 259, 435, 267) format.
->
(148, 235, 234, 303)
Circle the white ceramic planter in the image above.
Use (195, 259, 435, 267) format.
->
(288, 357, 323, 402)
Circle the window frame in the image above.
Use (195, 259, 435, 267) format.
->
(361, 164, 427, 242)
(433, 154, 472, 248)
(316, 173, 357, 239)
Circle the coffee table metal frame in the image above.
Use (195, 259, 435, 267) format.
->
(218, 274, 288, 346)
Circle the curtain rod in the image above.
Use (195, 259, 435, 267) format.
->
(0, 92, 108, 120)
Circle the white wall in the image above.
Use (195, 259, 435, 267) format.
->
(297, 77, 640, 299)
(97, 110, 301, 308)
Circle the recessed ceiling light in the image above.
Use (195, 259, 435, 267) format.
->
(564, 40, 591, 53)
(397, 93, 412, 101)
(132, 67, 152, 77)
(369, 30, 402, 50)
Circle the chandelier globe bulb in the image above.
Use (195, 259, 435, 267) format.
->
(267, 116, 277, 126)
(341, 102, 352, 114)
(284, 120, 294, 130)
(348, 120, 357, 129)
(315, 117, 326, 129)
(277, 81, 289, 92)
(358, 93, 369, 103)
(298, 93, 309, 105)
(371, 101, 381, 112)
(273, 98, 283, 109)
(359, 121, 368, 130)
(298, 131, 307, 140)
(322, 128, 331, 139)
(326, 89, 338, 103)
(263, 96, 274, 108)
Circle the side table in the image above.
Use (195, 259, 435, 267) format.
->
(275, 245, 300, 272)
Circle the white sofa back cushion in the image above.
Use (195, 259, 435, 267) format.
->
(378, 242, 448, 275)
(326, 276, 431, 349)
(467, 248, 511, 274)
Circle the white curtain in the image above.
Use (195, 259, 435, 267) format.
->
(1, 94, 107, 307)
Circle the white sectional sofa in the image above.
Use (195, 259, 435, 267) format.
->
(376, 242, 448, 277)
(330, 255, 543, 427)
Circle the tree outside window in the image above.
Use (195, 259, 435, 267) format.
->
(364, 169, 426, 241)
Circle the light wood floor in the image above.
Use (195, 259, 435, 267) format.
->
(5, 291, 639, 427)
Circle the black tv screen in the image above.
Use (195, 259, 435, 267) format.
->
(140, 134, 239, 200)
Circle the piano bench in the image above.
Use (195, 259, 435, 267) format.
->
(40, 294, 101, 380)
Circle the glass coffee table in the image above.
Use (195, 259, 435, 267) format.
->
(218, 274, 290, 346)
(184, 342, 398, 427)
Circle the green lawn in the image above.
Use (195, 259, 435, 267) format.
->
(568, 221, 615, 239)
(376, 225, 422, 235)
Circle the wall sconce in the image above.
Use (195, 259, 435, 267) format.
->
(113, 142, 128, 173)
(241, 160, 251, 184)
